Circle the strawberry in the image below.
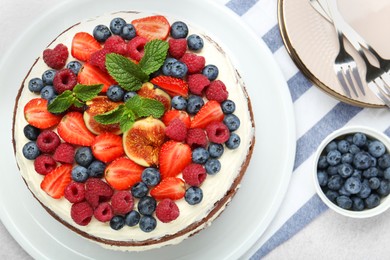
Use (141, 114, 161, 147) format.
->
(159, 140, 192, 179)
(131, 15, 170, 41)
(150, 75, 188, 97)
(150, 177, 186, 200)
(161, 110, 191, 129)
(105, 157, 144, 190)
(190, 100, 224, 129)
(57, 112, 96, 146)
(24, 98, 62, 129)
(91, 132, 124, 163)
(71, 32, 102, 62)
(40, 164, 72, 199)
(77, 62, 117, 92)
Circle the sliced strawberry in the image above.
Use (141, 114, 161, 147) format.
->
(159, 140, 192, 179)
(190, 100, 224, 129)
(150, 75, 188, 97)
(57, 112, 95, 146)
(150, 177, 185, 201)
(77, 62, 117, 92)
(24, 98, 62, 129)
(91, 132, 124, 163)
(40, 164, 72, 199)
(132, 15, 170, 41)
(161, 110, 191, 128)
(71, 32, 102, 62)
(105, 157, 144, 190)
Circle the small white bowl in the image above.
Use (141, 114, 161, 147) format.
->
(313, 125, 390, 218)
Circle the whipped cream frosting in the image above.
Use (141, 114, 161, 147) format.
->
(13, 11, 255, 251)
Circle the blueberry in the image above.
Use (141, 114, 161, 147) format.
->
(110, 17, 126, 35)
(40, 85, 56, 100)
(226, 133, 241, 149)
(192, 147, 209, 164)
(75, 147, 94, 167)
(120, 23, 136, 40)
(365, 193, 380, 209)
(341, 153, 353, 164)
(326, 150, 342, 166)
(171, 96, 187, 110)
(141, 168, 160, 186)
(93, 24, 112, 42)
(338, 186, 351, 196)
(71, 165, 89, 183)
(186, 95, 204, 114)
(337, 140, 350, 154)
(327, 175, 344, 190)
(28, 77, 44, 93)
(23, 124, 40, 141)
(221, 100, 236, 114)
(208, 143, 224, 158)
(202, 64, 219, 81)
(384, 167, 390, 180)
(353, 152, 372, 170)
(368, 177, 381, 190)
(358, 179, 371, 199)
(327, 165, 339, 176)
(139, 215, 157, 232)
(223, 114, 240, 132)
(170, 21, 189, 39)
(351, 169, 363, 180)
(325, 190, 339, 203)
(344, 176, 362, 194)
(107, 85, 125, 102)
(162, 58, 177, 76)
(377, 180, 390, 197)
(125, 210, 140, 227)
(131, 182, 149, 198)
(110, 215, 125, 230)
(187, 34, 204, 51)
(353, 132, 367, 147)
(325, 141, 337, 152)
(205, 159, 221, 175)
(137, 196, 156, 215)
(370, 156, 377, 167)
(378, 154, 390, 169)
(336, 195, 352, 209)
(362, 167, 378, 178)
(349, 144, 361, 154)
(87, 160, 106, 178)
(123, 91, 137, 102)
(351, 197, 365, 211)
(185, 186, 203, 205)
(22, 141, 40, 160)
(368, 140, 386, 158)
(171, 61, 188, 78)
(42, 69, 56, 85)
(66, 61, 82, 75)
(317, 171, 328, 186)
(338, 163, 353, 178)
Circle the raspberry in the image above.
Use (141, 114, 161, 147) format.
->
(156, 199, 180, 223)
(34, 154, 56, 175)
(36, 130, 61, 153)
(111, 191, 134, 215)
(182, 163, 207, 186)
(94, 202, 114, 222)
(64, 182, 85, 203)
(205, 80, 229, 103)
(126, 36, 148, 61)
(42, 43, 69, 69)
(168, 38, 187, 59)
(205, 121, 230, 144)
(53, 68, 77, 94)
(104, 35, 127, 55)
(186, 128, 208, 148)
(180, 53, 205, 74)
(188, 74, 210, 95)
(70, 201, 93, 226)
(89, 48, 110, 73)
(165, 118, 187, 142)
(85, 178, 113, 208)
(53, 143, 75, 164)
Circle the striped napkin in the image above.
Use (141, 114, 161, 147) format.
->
(214, 0, 390, 258)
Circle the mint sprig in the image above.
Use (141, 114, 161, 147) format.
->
(48, 84, 103, 113)
(94, 95, 165, 133)
(139, 39, 170, 75)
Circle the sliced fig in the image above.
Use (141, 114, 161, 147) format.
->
(138, 82, 171, 111)
(123, 117, 166, 167)
(83, 96, 123, 135)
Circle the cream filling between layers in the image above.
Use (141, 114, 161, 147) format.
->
(13, 11, 254, 250)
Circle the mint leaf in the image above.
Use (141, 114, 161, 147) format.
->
(125, 95, 142, 111)
(94, 105, 125, 125)
(139, 40, 169, 75)
(119, 116, 135, 133)
(47, 91, 73, 113)
(74, 84, 103, 101)
(106, 53, 148, 91)
(138, 98, 165, 118)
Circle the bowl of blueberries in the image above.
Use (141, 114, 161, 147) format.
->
(313, 125, 390, 218)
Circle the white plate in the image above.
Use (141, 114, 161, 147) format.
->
(0, 0, 296, 259)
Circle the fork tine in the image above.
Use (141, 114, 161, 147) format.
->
(336, 69, 352, 98)
(344, 66, 359, 97)
(351, 65, 366, 95)
(367, 82, 390, 108)
(380, 73, 390, 94)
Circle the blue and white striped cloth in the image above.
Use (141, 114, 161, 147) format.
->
(214, 0, 390, 258)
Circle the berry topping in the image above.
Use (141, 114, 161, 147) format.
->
(93, 24, 112, 43)
(77, 62, 116, 93)
(150, 177, 186, 201)
(40, 164, 73, 199)
(104, 35, 127, 55)
(150, 75, 189, 97)
(34, 154, 56, 175)
(28, 78, 44, 93)
(132, 15, 170, 41)
(131, 182, 149, 198)
(24, 98, 62, 129)
(111, 191, 134, 215)
(190, 100, 224, 129)
(120, 24, 137, 40)
(223, 114, 241, 132)
(205, 159, 221, 175)
(192, 147, 210, 164)
(126, 36, 148, 62)
(138, 196, 157, 215)
(226, 133, 241, 149)
(168, 38, 187, 59)
(87, 160, 106, 178)
(22, 141, 40, 160)
(71, 201, 94, 226)
(161, 110, 191, 129)
(71, 32, 102, 62)
(71, 165, 89, 183)
(141, 168, 161, 187)
(155, 199, 180, 223)
(186, 128, 208, 148)
(66, 61, 83, 75)
(94, 202, 114, 222)
(104, 157, 144, 190)
(186, 95, 204, 115)
(43, 43, 69, 69)
(89, 48, 110, 73)
(125, 210, 141, 226)
(75, 147, 94, 168)
(36, 130, 61, 153)
(205, 80, 229, 103)
(180, 53, 205, 74)
(110, 17, 127, 35)
(188, 74, 210, 95)
(165, 118, 187, 142)
(57, 112, 96, 146)
(202, 64, 219, 81)
(221, 99, 236, 114)
(91, 132, 124, 163)
(208, 143, 224, 158)
(23, 124, 40, 141)
(185, 186, 203, 205)
(170, 21, 189, 39)
(53, 68, 77, 94)
(53, 143, 75, 164)
(107, 85, 125, 102)
(159, 141, 192, 179)
(40, 85, 56, 100)
(64, 182, 86, 203)
(171, 96, 187, 110)
(110, 215, 125, 230)
(182, 164, 207, 186)
(205, 121, 230, 144)
(187, 34, 204, 51)
(139, 215, 157, 232)
(85, 178, 113, 208)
